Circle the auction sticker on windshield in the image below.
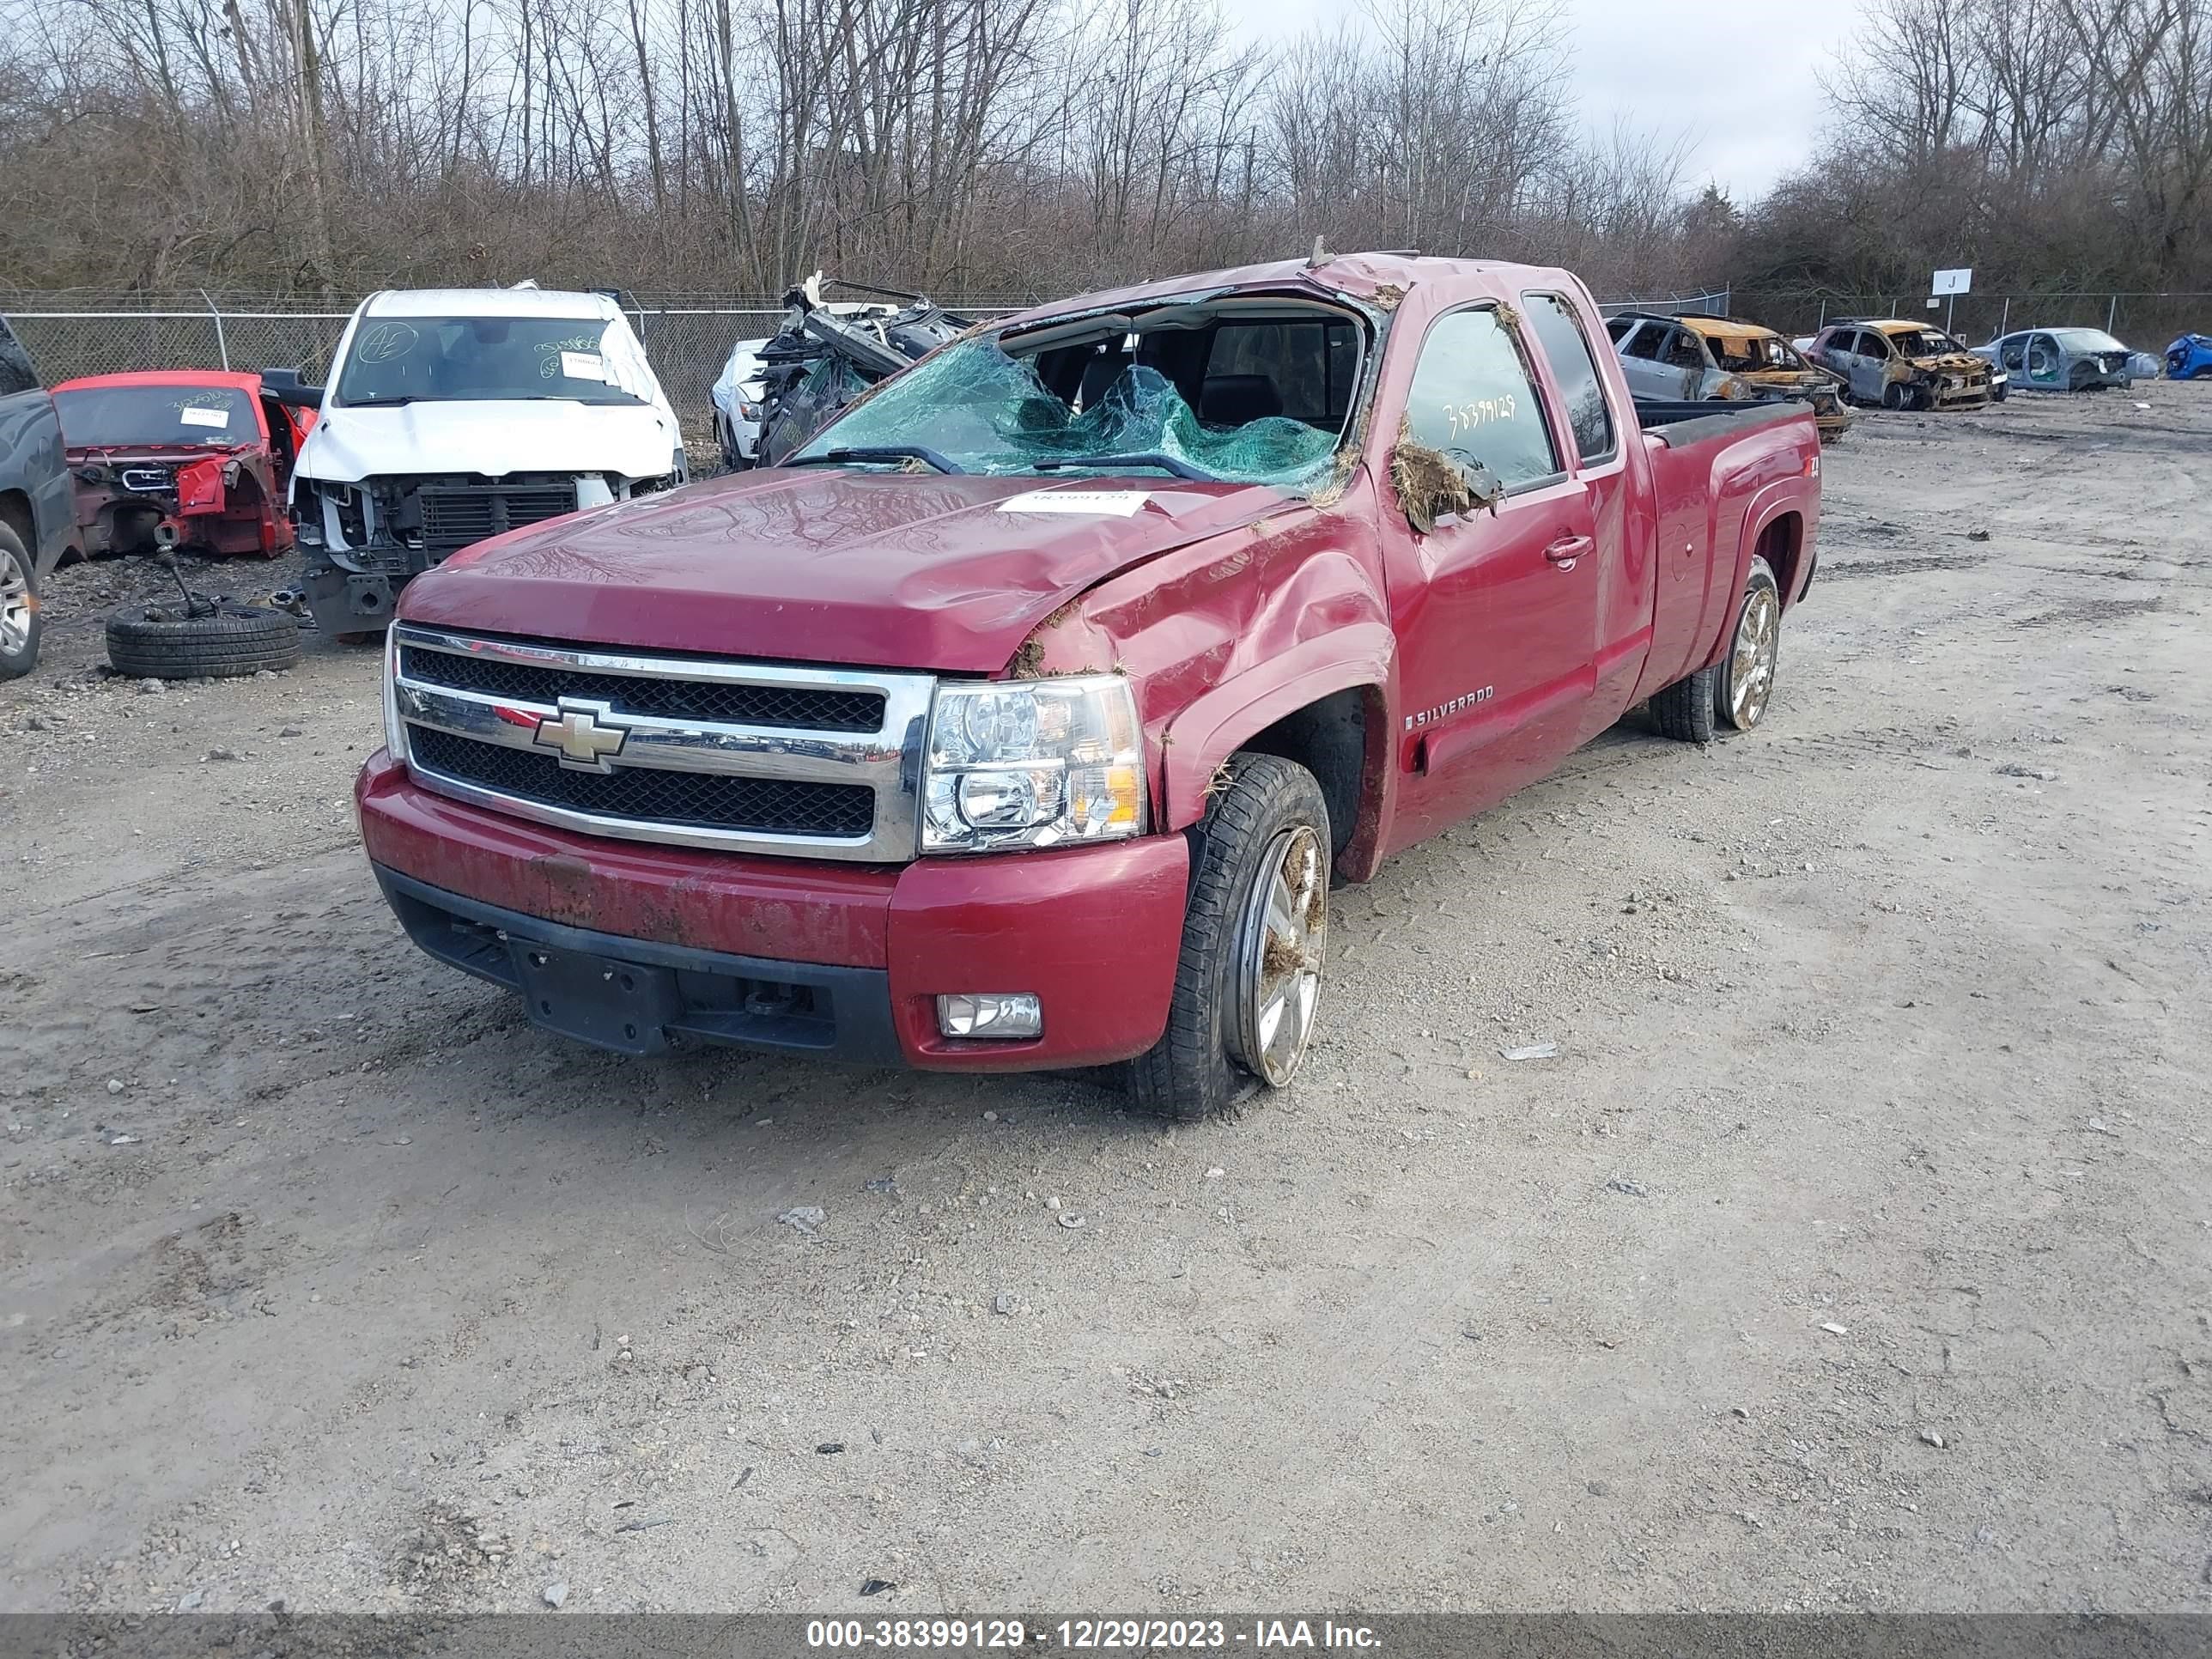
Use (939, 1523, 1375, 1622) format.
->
(559, 350, 608, 382)
(179, 406, 231, 428)
(995, 490, 1150, 516)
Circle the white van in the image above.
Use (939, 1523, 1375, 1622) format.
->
(281, 286, 685, 638)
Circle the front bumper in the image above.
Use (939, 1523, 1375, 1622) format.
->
(356, 750, 1190, 1069)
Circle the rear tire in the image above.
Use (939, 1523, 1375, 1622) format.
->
(106, 600, 304, 679)
(1126, 754, 1330, 1122)
(1650, 665, 1717, 744)
(1714, 556, 1782, 732)
(0, 524, 41, 680)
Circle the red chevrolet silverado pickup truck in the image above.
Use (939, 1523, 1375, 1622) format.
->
(356, 253, 1821, 1118)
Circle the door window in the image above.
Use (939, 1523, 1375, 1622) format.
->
(1406, 307, 1560, 494)
(1522, 293, 1616, 464)
(1621, 323, 1666, 362)
(0, 319, 37, 396)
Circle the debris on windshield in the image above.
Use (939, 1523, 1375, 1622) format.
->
(755, 275, 969, 466)
(1391, 418, 1498, 533)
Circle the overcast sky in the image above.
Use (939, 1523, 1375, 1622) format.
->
(1223, 0, 1869, 202)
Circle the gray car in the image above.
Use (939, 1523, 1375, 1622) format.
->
(1974, 328, 2137, 393)
(0, 314, 78, 678)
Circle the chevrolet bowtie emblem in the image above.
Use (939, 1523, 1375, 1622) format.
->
(532, 698, 629, 771)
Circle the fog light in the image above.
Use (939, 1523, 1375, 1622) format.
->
(936, 993, 1042, 1040)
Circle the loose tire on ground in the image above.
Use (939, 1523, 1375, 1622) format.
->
(1126, 753, 1331, 1122)
(106, 600, 304, 680)
(1713, 555, 1782, 732)
(0, 522, 41, 680)
(1650, 663, 1717, 744)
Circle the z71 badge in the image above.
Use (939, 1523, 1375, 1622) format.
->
(1406, 687, 1494, 731)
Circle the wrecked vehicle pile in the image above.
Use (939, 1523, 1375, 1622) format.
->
(1804, 319, 1992, 410)
(753, 276, 969, 466)
(52, 371, 314, 558)
(1607, 313, 1850, 441)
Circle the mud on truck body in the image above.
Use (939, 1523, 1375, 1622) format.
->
(283, 287, 685, 639)
(357, 252, 1823, 1120)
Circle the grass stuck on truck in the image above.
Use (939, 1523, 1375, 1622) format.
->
(356, 252, 1821, 1118)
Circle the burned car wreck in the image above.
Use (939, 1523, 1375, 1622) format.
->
(52, 371, 314, 558)
(1974, 328, 2139, 393)
(1803, 319, 1992, 410)
(1606, 312, 1851, 441)
(754, 276, 969, 466)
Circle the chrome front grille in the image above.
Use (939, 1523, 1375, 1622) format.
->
(392, 624, 934, 860)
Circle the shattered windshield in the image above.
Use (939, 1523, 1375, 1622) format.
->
(2053, 328, 2126, 353)
(790, 335, 1347, 489)
(55, 384, 258, 447)
(332, 314, 652, 408)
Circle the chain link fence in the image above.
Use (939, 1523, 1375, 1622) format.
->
(3, 285, 1737, 439)
(0, 293, 1035, 439)
(21, 283, 2189, 439)
(1726, 290, 2212, 350)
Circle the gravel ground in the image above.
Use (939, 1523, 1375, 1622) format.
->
(3, 385, 2209, 1615)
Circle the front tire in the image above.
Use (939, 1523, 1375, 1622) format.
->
(1714, 556, 1782, 732)
(1126, 754, 1330, 1121)
(0, 523, 40, 679)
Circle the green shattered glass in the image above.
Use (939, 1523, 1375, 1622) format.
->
(794, 340, 1341, 488)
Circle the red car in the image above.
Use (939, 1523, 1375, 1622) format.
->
(52, 370, 316, 558)
(356, 252, 1821, 1118)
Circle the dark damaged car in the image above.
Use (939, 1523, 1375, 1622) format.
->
(52, 371, 317, 558)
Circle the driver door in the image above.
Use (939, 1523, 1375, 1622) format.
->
(1384, 301, 1599, 848)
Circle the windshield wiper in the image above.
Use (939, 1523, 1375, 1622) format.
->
(785, 445, 963, 475)
(340, 395, 423, 408)
(1030, 453, 1218, 483)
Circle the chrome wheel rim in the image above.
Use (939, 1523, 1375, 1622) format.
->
(0, 546, 30, 657)
(1231, 823, 1327, 1087)
(1729, 584, 1779, 728)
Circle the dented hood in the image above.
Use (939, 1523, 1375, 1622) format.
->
(398, 468, 1293, 674)
(295, 398, 682, 485)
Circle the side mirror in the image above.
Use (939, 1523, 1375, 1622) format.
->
(260, 368, 324, 410)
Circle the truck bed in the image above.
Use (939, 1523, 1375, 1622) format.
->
(1630, 397, 1808, 447)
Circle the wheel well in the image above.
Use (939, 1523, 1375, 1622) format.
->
(1237, 687, 1375, 860)
(1757, 513, 1802, 603)
(0, 489, 32, 548)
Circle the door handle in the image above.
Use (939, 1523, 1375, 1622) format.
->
(1545, 534, 1594, 566)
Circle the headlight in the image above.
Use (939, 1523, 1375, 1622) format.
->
(921, 676, 1146, 853)
(381, 626, 408, 759)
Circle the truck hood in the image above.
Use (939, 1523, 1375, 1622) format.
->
(398, 468, 1297, 674)
(296, 398, 682, 485)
